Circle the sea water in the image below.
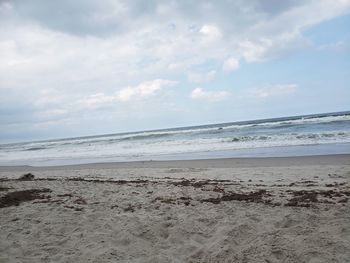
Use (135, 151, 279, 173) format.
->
(0, 111, 350, 166)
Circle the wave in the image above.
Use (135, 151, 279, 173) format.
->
(11, 129, 350, 154)
(24, 147, 48, 151)
(103, 114, 350, 139)
(1, 113, 350, 165)
(4, 113, 349, 151)
(116, 133, 172, 142)
(2, 130, 350, 165)
(220, 114, 350, 131)
(226, 132, 348, 143)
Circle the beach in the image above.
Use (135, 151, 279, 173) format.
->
(2, 0, 350, 262)
(0, 154, 349, 262)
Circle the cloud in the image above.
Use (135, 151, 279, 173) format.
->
(77, 93, 115, 109)
(191, 88, 230, 102)
(1, 1, 348, 81)
(2, 0, 128, 37)
(0, 0, 349, 141)
(222, 57, 240, 72)
(116, 79, 178, 101)
(237, 0, 350, 62)
(239, 31, 310, 63)
(78, 79, 178, 109)
(318, 40, 350, 52)
(199, 24, 222, 41)
(187, 70, 216, 83)
(247, 84, 297, 98)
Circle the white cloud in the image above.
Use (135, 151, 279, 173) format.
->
(199, 24, 222, 41)
(78, 79, 178, 109)
(116, 79, 178, 102)
(78, 93, 115, 109)
(222, 57, 240, 72)
(187, 70, 216, 83)
(239, 31, 309, 63)
(191, 88, 229, 102)
(247, 84, 297, 98)
(318, 40, 349, 52)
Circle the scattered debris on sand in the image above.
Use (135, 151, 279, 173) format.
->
(201, 190, 270, 205)
(1, 177, 348, 211)
(18, 173, 35, 181)
(0, 188, 51, 208)
(285, 189, 350, 207)
(0, 186, 10, 192)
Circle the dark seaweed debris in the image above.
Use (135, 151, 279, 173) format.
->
(0, 189, 52, 208)
(18, 173, 35, 181)
(68, 177, 149, 184)
(153, 196, 192, 206)
(64, 205, 84, 211)
(170, 179, 232, 188)
(57, 193, 73, 198)
(285, 190, 349, 207)
(286, 192, 318, 207)
(74, 197, 87, 205)
(0, 186, 10, 192)
(201, 189, 269, 204)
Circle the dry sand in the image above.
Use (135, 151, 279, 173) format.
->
(0, 155, 350, 262)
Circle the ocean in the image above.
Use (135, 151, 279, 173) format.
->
(1, 111, 350, 166)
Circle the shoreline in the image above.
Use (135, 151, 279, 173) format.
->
(1, 142, 350, 168)
(1, 153, 349, 171)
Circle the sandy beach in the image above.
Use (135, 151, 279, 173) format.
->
(0, 154, 349, 262)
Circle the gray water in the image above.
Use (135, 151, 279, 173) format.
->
(1, 111, 350, 166)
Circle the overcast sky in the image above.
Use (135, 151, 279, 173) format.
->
(1, 0, 350, 143)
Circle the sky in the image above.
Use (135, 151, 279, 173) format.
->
(0, 0, 350, 143)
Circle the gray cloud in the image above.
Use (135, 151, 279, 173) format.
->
(255, 0, 305, 15)
(2, 0, 321, 37)
(7, 0, 127, 36)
